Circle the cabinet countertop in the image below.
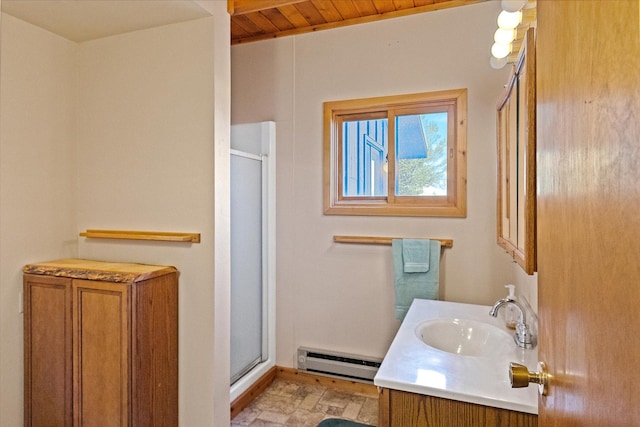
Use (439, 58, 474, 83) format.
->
(374, 299, 539, 414)
(23, 258, 177, 283)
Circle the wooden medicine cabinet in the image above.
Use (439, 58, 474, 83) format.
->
(497, 28, 536, 275)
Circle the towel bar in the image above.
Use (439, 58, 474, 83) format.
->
(333, 235, 453, 248)
(80, 229, 201, 243)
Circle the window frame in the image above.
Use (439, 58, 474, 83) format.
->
(323, 89, 467, 217)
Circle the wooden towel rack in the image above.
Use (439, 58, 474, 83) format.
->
(333, 235, 453, 248)
(80, 229, 201, 243)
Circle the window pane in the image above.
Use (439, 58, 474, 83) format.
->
(395, 112, 448, 196)
(324, 88, 467, 217)
(342, 118, 388, 197)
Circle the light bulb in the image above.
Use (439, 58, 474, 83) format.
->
(497, 10, 522, 29)
(501, 0, 527, 13)
(491, 42, 511, 59)
(490, 56, 508, 69)
(494, 28, 515, 45)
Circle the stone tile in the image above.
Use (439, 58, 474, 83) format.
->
(231, 406, 261, 426)
(248, 420, 285, 427)
(254, 393, 302, 415)
(233, 379, 379, 427)
(267, 380, 301, 398)
(255, 410, 290, 424)
(298, 392, 323, 411)
(340, 396, 365, 420)
(284, 408, 325, 427)
(292, 384, 324, 400)
(313, 402, 329, 413)
(330, 405, 346, 417)
(318, 389, 354, 409)
(356, 397, 379, 425)
(296, 383, 327, 395)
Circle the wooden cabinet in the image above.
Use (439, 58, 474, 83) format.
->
(497, 28, 537, 274)
(378, 388, 537, 427)
(23, 259, 178, 427)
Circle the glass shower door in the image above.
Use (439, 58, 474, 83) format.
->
(230, 150, 265, 384)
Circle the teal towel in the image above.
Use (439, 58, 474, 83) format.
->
(392, 239, 441, 320)
(402, 238, 430, 272)
(317, 419, 374, 427)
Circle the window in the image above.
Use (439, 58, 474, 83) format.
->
(323, 89, 467, 217)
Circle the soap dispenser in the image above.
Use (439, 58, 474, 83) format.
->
(504, 284, 517, 329)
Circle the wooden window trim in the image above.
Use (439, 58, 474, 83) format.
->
(323, 89, 467, 217)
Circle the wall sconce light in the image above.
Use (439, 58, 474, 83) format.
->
(494, 28, 515, 45)
(491, 42, 511, 59)
(497, 10, 522, 29)
(490, 56, 509, 69)
(490, 1, 528, 69)
(501, 0, 527, 13)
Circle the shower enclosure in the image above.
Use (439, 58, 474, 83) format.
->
(230, 122, 276, 402)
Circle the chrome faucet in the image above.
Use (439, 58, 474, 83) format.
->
(489, 297, 537, 349)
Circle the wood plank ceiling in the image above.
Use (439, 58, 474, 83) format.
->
(228, 0, 486, 45)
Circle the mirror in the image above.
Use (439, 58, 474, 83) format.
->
(497, 28, 536, 275)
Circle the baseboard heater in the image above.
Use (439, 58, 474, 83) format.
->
(297, 347, 382, 383)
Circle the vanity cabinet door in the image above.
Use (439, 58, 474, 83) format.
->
(23, 274, 73, 427)
(72, 279, 130, 427)
(379, 388, 537, 427)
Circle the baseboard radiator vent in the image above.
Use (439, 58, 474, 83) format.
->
(297, 347, 382, 383)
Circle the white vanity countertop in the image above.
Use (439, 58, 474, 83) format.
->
(374, 299, 539, 414)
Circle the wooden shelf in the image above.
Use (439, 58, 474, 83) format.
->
(333, 235, 453, 248)
(80, 229, 200, 243)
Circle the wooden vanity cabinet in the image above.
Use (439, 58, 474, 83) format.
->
(378, 388, 537, 427)
(23, 259, 178, 427)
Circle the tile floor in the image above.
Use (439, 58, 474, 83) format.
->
(231, 378, 379, 427)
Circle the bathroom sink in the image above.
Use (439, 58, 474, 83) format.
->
(375, 300, 539, 414)
(416, 318, 513, 357)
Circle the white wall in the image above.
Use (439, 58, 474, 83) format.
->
(75, 16, 226, 426)
(207, 2, 232, 424)
(512, 268, 538, 313)
(231, 2, 528, 367)
(0, 14, 78, 426)
(0, 2, 231, 425)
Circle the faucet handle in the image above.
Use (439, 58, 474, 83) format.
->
(514, 322, 537, 349)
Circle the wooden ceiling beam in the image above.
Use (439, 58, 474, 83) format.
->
(228, 0, 308, 15)
(232, 0, 487, 44)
